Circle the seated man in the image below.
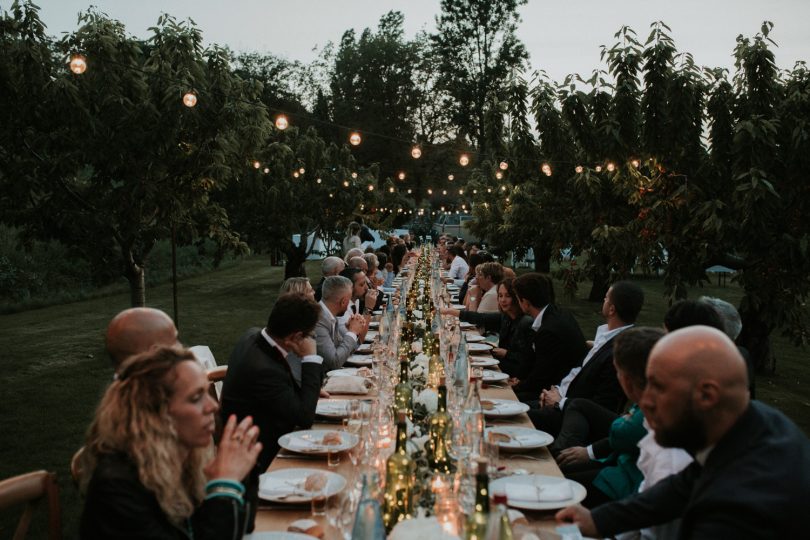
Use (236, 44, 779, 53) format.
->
(316, 275, 368, 370)
(557, 326, 810, 538)
(473, 262, 504, 313)
(220, 293, 324, 529)
(105, 307, 179, 370)
(512, 273, 588, 402)
(528, 281, 643, 435)
(314, 256, 345, 302)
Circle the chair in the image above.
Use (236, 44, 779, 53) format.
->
(0, 470, 61, 540)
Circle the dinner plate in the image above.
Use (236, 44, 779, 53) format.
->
(459, 322, 476, 330)
(480, 399, 530, 417)
(446, 284, 460, 290)
(278, 429, 359, 454)
(484, 426, 554, 451)
(346, 354, 372, 366)
(481, 369, 509, 382)
(245, 532, 319, 540)
(316, 399, 350, 418)
(355, 343, 373, 354)
(364, 330, 379, 342)
(464, 333, 486, 343)
(258, 468, 346, 504)
(489, 475, 586, 511)
(468, 342, 494, 354)
(470, 357, 499, 367)
(327, 367, 359, 377)
(368, 321, 380, 328)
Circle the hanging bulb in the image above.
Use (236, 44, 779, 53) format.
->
(458, 189, 464, 195)
(389, 187, 395, 193)
(427, 188, 433, 195)
(182, 91, 197, 108)
(541, 163, 552, 176)
(411, 146, 422, 159)
(495, 171, 503, 180)
(316, 178, 322, 184)
(368, 184, 374, 191)
(459, 154, 470, 166)
(352, 172, 358, 179)
(349, 132, 362, 145)
(499, 161, 508, 171)
(407, 189, 412, 194)
(595, 165, 603, 173)
(343, 180, 350, 187)
(631, 159, 640, 168)
(263, 167, 269, 174)
(293, 171, 299, 178)
(299, 167, 305, 174)
(69, 54, 87, 74)
(448, 174, 455, 181)
(398, 171, 406, 180)
(252, 161, 261, 169)
(575, 165, 584, 174)
(607, 162, 616, 172)
(275, 114, 289, 130)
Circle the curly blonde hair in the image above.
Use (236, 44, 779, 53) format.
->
(80, 347, 212, 524)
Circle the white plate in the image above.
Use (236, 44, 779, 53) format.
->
(355, 343, 373, 353)
(489, 475, 586, 511)
(446, 284, 460, 290)
(364, 330, 379, 342)
(468, 342, 494, 354)
(327, 367, 359, 378)
(258, 468, 346, 504)
(481, 399, 530, 417)
(481, 369, 509, 382)
(245, 532, 319, 540)
(459, 322, 476, 330)
(278, 429, 359, 454)
(316, 399, 350, 418)
(346, 354, 372, 366)
(484, 426, 554, 450)
(470, 357, 500, 367)
(465, 333, 486, 343)
(368, 321, 380, 328)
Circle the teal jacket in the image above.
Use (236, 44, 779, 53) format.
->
(592, 404, 647, 500)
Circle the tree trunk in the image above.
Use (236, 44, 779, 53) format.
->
(588, 254, 611, 302)
(738, 306, 775, 373)
(124, 261, 146, 307)
(532, 242, 552, 273)
(283, 241, 308, 280)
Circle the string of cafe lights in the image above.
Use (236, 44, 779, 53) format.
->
(67, 53, 665, 203)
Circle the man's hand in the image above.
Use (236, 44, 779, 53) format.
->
(319, 388, 331, 398)
(507, 377, 520, 387)
(555, 504, 598, 537)
(556, 446, 589, 467)
(491, 347, 506, 359)
(347, 314, 366, 335)
(289, 334, 316, 357)
(540, 386, 562, 408)
(363, 289, 379, 312)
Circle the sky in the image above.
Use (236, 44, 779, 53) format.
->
(33, 0, 810, 83)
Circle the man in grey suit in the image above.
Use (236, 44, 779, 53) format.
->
(316, 275, 369, 370)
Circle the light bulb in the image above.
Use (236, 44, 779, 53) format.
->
(575, 165, 584, 174)
(411, 146, 422, 159)
(69, 54, 87, 74)
(182, 92, 197, 108)
(349, 132, 362, 146)
(275, 115, 289, 130)
(459, 154, 470, 166)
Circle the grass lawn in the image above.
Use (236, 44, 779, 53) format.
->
(0, 255, 807, 537)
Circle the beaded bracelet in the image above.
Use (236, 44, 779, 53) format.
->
(204, 485, 244, 504)
(205, 479, 245, 494)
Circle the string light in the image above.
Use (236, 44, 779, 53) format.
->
(368, 184, 374, 191)
(487, 188, 492, 193)
(427, 188, 433, 195)
(499, 161, 508, 171)
(407, 189, 412, 194)
(442, 190, 447, 195)
(500, 185, 506, 191)
(329, 193, 333, 198)
(316, 178, 322, 184)
(263, 167, 269, 174)
(299, 167, 305, 174)
(411, 146, 422, 159)
(293, 171, 299, 178)
(389, 187, 395, 193)
(458, 189, 464, 195)
(182, 91, 197, 108)
(459, 154, 470, 166)
(69, 54, 87, 74)
(351, 172, 358, 179)
(575, 165, 584, 174)
(607, 162, 616, 172)
(275, 114, 289, 130)
(495, 171, 503, 180)
(541, 163, 552, 176)
(595, 165, 603, 173)
(349, 132, 362, 146)
(343, 180, 350, 187)
(448, 174, 454, 181)
(473, 189, 477, 194)
(631, 159, 640, 168)
(398, 172, 406, 180)
(252, 161, 260, 169)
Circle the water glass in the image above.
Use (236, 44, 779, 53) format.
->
(311, 484, 327, 516)
(327, 449, 341, 468)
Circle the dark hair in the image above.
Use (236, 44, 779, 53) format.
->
(375, 251, 388, 267)
(266, 293, 320, 338)
(391, 244, 408, 273)
(466, 252, 486, 284)
(664, 300, 724, 332)
(613, 326, 665, 387)
(512, 273, 555, 309)
(477, 250, 494, 263)
(339, 267, 364, 285)
(498, 278, 523, 315)
(609, 281, 645, 324)
(448, 244, 466, 260)
(477, 262, 504, 284)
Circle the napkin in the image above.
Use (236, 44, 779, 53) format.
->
(505, 481, 573, 502)
(259, 475, 308, 497)
(323, 375, 370, 395)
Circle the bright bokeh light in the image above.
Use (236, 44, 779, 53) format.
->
(69, 54, 87, 74)
(275, 115, 289, 130)
(349, 132, 362, 146)
(182, 92, 197, 108)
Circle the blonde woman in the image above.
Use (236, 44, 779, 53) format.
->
(79, 347, 261, 539)
(280, 277, 315, 300)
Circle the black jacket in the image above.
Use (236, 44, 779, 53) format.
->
(514, 304, 588, 401)
(592, 401, 810, 539)
(564, 334, 626, 413)
(80, 453, 246, 540)
(458, 310, 534, 378)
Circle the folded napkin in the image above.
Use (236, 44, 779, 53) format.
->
(323, 375, 370, 395)
(259, 476, 308, 497)
(505, 481, 573, 503)
(317, 400, 348, 414)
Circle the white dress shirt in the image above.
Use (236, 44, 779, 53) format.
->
(557, 323, 633, 408)
(448, 256, 469, 286)
(531, 305, 548, 331)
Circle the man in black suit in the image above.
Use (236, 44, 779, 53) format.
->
(512, 273, 588, 402)
(528, 281, 644, 435)
(556, 326, 810, 538)
(220, 293, 323, 530)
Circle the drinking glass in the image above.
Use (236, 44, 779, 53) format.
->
(327, 448, 341, 468)
(311, 484, 327, 516)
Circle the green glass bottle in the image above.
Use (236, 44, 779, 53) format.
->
(393, 359, 413, 418)
(383, 410, 415, 531)
(484, 493, 514, 540)
(427, 381, 454, 473)
(465, 457, 490, 540)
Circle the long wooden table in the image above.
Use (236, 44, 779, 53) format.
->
(255, 355, 566, 537)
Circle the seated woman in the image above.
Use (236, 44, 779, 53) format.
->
(474, 262, 504, 313)
(280, 276, 315, 300)
(553, 327, 664, 508)
(79, 346, 261, 539)
(440, 277, 534, 379)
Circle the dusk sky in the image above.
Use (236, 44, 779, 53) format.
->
(36, 0, 810, 83)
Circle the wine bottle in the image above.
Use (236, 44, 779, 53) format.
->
(383, 410, 415, 531)
(427, 380, 454, 473)
(484, 493, 514, 540)
(462, 373, 484, 451)
(465, 457, 490, 540)
(352, 471, 386, 540)
(393, 358, 413, 418)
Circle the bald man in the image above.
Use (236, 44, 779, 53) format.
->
(557, 326, 810, 539)
(105, 308, 179, 368)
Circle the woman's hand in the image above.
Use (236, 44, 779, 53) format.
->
(555, 446, 589, 467)
(205, 415, 262, 481)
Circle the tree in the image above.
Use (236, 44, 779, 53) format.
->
(432, 0, 529, 152)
